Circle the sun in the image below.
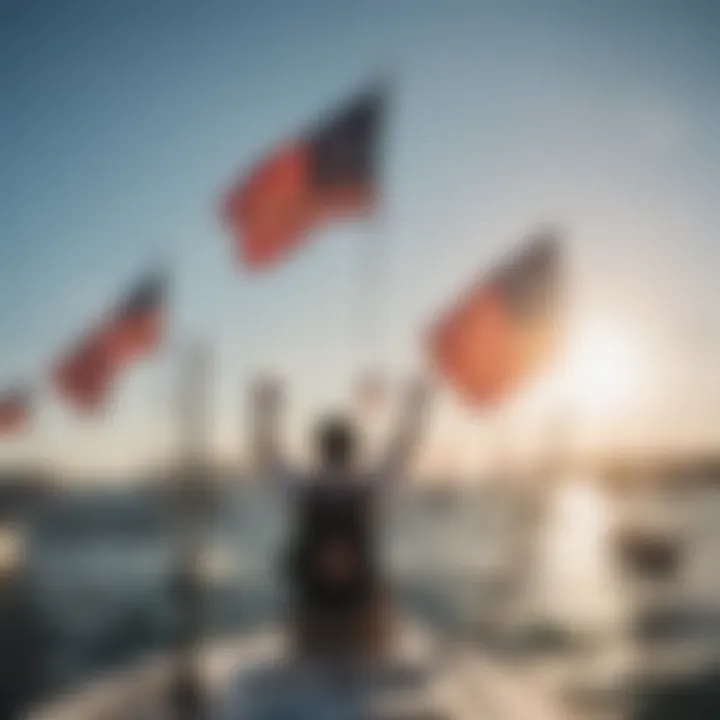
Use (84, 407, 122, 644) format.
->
(561, 321, 641, 414)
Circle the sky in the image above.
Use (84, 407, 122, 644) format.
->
(1, 0, 719, 478)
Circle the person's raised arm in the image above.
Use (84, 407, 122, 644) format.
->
(379, 375, 434, 483)
(251, 376, 294, 489)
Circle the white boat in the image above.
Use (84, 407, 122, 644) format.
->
(29, 620, 571, 720)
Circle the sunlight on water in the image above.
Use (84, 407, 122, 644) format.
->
(533, 475, 629, 632)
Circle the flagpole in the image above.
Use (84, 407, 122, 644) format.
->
(354, 199, 384, 377)
(28, 375, 55, 487)
(354, 73, 392, 403)
(151, 255, 172, 480)
(510, 235, 570, 629)
(169, 338, 211, 720)
(35, 380, 52, 484)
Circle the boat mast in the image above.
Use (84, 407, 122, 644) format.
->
(169, 339, 211, 720)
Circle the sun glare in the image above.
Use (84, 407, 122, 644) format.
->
(562, 322, 641, 414)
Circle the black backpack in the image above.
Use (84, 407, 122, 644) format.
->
(287, 481, 378, 610)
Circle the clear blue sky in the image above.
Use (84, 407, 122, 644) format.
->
(1, 0, 719, 476)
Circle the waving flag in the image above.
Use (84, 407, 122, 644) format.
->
(0, 388, 31, 435)
(106, 273, 165, 368)
(54, 330, 113, 412)
(429, 232, 563, 407)
(54, 273, 166, 413)
(222, 85, 384, 270)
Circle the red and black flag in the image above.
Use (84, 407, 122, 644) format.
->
(0, 387, 31, 435)
(105, 272, 165, 368)
(222, 85, 385, 270)
(54, 272, 166, 413)
(54, 329, 113, 412)
(429, 232, 563, 407)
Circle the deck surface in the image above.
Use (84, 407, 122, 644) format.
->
(30, 623, 570, 720)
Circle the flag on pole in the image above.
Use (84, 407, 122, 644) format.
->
(222, 85, 384, 270)
(54, 272, 166, 413)
(429, 232, 563, 407)
(0, 388, 31, 435)
(105, 273, 165, 368)
(54, 330, 114, 412)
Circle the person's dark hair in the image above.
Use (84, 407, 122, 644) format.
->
(315, 415, 356, 469)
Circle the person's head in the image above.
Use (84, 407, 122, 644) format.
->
(314, 415, 357, 471)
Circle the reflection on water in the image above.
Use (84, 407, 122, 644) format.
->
(7, 476, 720, 718)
